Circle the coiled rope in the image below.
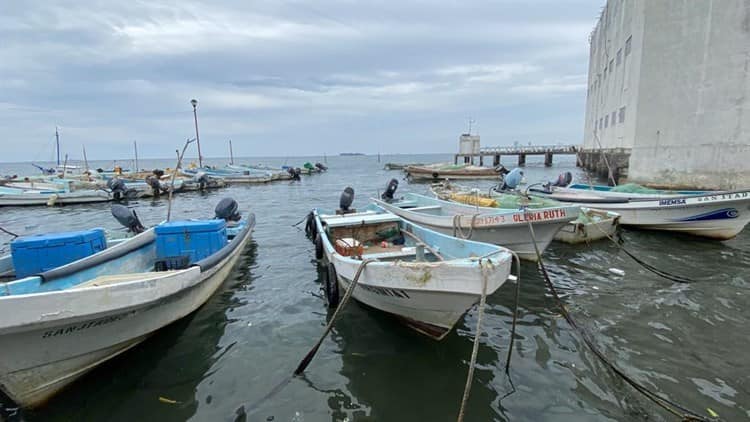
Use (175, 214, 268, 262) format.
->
(527, 221, 714, 421)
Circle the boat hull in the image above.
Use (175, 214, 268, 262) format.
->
(541, 191, 750, 240)
(0, 191, 111, 207)
(0, 225, 252, 407)
(330, 251, 510, 340)
(375, 196, 578, 261)
(553, 209, 620, 244)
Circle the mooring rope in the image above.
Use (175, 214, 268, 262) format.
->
(526, 221, 714, 421)
(453, 214, 479, 239)
(294, 258, 376, 375)
(0, 226, 18, 238)
(457, 259, 490, 422)
(591, 223, 705, 284)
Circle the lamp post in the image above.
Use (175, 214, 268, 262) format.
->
(190, 99, 203, 167)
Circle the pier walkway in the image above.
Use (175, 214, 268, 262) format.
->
(455, 144, 578, 167)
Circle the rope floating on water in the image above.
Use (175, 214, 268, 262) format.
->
(527, 221, 714, 421)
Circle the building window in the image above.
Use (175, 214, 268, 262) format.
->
(625, 35, 632, 56)
(609, 59, 614, 74)
(605, 115, 609, 127)
(616, 48, 622, 65)
(612, 111, 617, 125)
(619, 106, 626, 123)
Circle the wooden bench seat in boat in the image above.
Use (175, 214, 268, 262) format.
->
(321, 212, 400, 228)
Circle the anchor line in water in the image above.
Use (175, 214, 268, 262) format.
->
(527, 221, 713, 422)
(592, 223, 707, 284)
(458, 251, 523, 422)
(457, 259, 490, 422)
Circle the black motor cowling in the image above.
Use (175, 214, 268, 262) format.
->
(215, 197, 242, 222)
(339, 187, 354, 212)
(193, 171, 209, 189)
(552, 171, 573, 187)
(152, 169, 165, 178)
(315, 163, 328, 171)
(381, 178, 399, 203)
(145, 175, 162, 195)
(287, 167, 301, 181)
(111, 204, 145, 233)
(107, 178, 127, 200)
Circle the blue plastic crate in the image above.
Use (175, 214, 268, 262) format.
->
(155, 219, 227, 265)
(11, 228, 107, 278)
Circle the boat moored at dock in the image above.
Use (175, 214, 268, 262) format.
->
(310, 200, 513, 340)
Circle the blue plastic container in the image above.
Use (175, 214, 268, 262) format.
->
(11, 228, 107, 278)
(155, 219, 227, 265)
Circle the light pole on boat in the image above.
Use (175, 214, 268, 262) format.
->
(191, 99, 203, 168)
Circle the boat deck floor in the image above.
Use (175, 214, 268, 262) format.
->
(74, 270, 182, 289)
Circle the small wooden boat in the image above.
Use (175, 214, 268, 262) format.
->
(528, 185, 750, 240)
(374, 193, 579, 261)
(431, 182, 620, 244)
(405, 163, 506, 180)
(0, 199, 254, 407)
(310, 204, 513, 340)
(185, 167, 274, 184)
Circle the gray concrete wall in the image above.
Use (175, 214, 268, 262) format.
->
(584, 0, 750, 189)
(629, 0, 750, 189)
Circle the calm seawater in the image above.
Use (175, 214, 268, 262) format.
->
(1, 154, 748, 421)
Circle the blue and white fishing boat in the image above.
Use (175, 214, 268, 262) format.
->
(528, 183, 750, 240)
(308, 189, 513, 340)
(0, 198, 254, 407)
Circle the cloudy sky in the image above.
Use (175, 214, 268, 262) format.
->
(0, 0, 599, 161)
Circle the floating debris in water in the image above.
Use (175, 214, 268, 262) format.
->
(608, 268, 625, 276)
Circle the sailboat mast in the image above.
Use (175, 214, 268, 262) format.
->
(55, 127, 61, 166)
(134, 140, 139, 172)
(229, 139, 234, 165)
(82, 146, 89, 173)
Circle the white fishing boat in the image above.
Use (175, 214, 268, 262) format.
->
(0, 185, 112, 207)
(374, 193, 579, 261)
(309, 201, 513, 340)
(0, 198, 254, 407)
(528, 186, 750, 240)
(431, 182, 620, 245)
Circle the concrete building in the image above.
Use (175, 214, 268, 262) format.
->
(582, 0, 750, 189)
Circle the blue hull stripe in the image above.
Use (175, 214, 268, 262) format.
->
(674, 208, 739, 222)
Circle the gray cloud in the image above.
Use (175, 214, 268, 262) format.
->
(0, 0, 598, 160)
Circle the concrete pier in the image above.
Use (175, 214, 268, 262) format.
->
(455, 145, 577, 167)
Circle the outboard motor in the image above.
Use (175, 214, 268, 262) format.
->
(152, 169, 165, 178)
(287, 167, 301, 181)
(315, 162, 328, 171)
(552, 171, 573, 187)
(338, 187, 355, 214)
(193, 171, 209, 190)
(494, 164, 510, 175)
(500, 168, 524, 191)
(111, 204, 145, 233)
(107, 178, 127, 201)
(146, 175, 162, 197)
(215, 197, 242, 222)
(381, 178, 399, 203)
